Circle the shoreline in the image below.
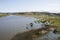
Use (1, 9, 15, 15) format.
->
(11, 25, 58, 40)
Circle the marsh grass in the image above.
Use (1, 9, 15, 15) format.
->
(0, 14, 8, 17)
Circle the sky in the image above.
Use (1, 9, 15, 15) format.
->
(0, 0, 60, 13)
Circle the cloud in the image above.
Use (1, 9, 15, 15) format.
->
(43, 3, 60, 13)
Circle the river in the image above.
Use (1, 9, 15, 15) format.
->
(0, 15, 38, 40)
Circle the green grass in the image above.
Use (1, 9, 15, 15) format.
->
(36, 15, 60, 33)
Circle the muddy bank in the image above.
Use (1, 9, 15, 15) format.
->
(11, 25, 56, 40)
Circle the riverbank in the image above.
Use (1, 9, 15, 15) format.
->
(11, 25, 59, 40)
(11, 26, 48, 40)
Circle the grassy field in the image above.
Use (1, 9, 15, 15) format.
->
(37, 15, 60, 33)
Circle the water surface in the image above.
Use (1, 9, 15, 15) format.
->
(0, 15, 37, 40)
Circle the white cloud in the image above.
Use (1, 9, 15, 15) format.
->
(46, 3, 60, 13)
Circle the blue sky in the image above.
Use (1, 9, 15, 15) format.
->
(0, 0, 60, 13)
